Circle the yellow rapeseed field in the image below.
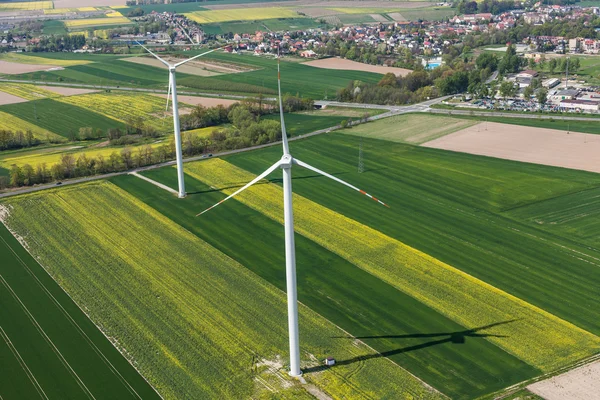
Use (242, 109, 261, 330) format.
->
(0, 53, 92, 66)
(0, 111, 61, 141)
(105, 11, 123, 17)
(63, 16, 131, 28)
(185, 7, 299, 23)
(2, 181, 444, 400)
(0, 84, 59, 101)
(0, 142, 165, 170)
(0, 1, 52, 11)
(186, 158, 600, 372)
(56, 93, 172, 129)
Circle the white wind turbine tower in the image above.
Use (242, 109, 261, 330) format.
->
(197, 50, 389, 376)
(137, 41, 219, 198)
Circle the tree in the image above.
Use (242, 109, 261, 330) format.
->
(476, 52, 499, 71)
(537, 88, 548, 105)
(378, 72, 397, 87)
(528, 58, 536, 70)
(9, 165, 23, 187)
(523, 85, 534, 99)
(549, 58, 557, 74)
(499, 80, 516, 99)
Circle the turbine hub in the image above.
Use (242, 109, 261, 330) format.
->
(280, 154, 293, 168)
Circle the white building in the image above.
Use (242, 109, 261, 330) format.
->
(559, 99, 599, 112)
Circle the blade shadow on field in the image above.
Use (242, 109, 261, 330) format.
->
(303, 320, 517, 375)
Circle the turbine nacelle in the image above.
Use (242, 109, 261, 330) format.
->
(280, 154, 293, 169)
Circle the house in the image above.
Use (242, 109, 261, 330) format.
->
(551, 89, 579, 101)
(517, 70, 539, 78)
(324, 357, 336, 366)
(300, 49, 316, 58)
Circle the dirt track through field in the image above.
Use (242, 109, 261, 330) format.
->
(305, 58, 411, 76)
(528, 360, 600, 399)
(422, 121, 600, 173)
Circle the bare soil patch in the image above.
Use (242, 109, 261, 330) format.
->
(152, 94, 239, 108)
(122, 55, 250, 74)
(388, 12, 407, 21)
(296, 7, 341, 17)
(528, 360, 600, 400)
(0, 60, 59, 75)
(305, 57, 411, 76)
(422, 121, 600, 173)
(0, 91, 28, 106)
(370, 13, 389, 22)
(37, 86, 98, 96)
(122, 57, 222, 77)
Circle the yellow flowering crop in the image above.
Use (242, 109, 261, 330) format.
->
(0, 53, 92, 66)
(56, 93, 173, 129)
(0, 1, 52, 11)
(185, 8, 299, 24)
(63, 17, 131, 28)
(0, 111, 61, 141)
(186, 158, 600, 372)
(0, 84, 59, 101)
(105, 11, 123, 18)
(2, 181, 444, 400)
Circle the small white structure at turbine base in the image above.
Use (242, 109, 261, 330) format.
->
(196, 49, 389, 377)
(137, 41, 220, 198)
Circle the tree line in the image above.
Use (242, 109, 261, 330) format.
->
(3, 98, 315, 189)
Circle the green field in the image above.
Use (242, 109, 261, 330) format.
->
(341, 114, 478, 144)
(0, 99, 125, 139)
(263, 113, 348, 136)
(451, 114, 600, 135)
(180, 52, 383, 98)
(1, 182, 444, 400)
(0, 222, 160, 399)
(42, 20, 67, 35)
(203, 18, 325, 35)
(4, 130, 600, 398)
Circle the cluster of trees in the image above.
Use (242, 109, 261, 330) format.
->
(456, 0, 516, 16)
(0, 130, 39, 151)
(28, 34, 86, 52)
(4, 100, 306, 188)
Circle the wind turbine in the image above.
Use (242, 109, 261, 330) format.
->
(197, 50, 389, 376)
(136, 41, 220, 198)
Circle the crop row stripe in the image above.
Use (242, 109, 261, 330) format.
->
(186, 158, 600, 372)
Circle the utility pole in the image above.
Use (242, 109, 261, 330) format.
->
(358, 137, 364, 173)
(565, 56, 569, 89)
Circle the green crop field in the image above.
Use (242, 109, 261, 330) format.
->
(0, 222, 160, 399)
(341, 114, 478, 144)
(451, 114, 600, 135)
(1, 182, 443, 400)
(0, 99, 126, 139)
(262, 113, 349, 136)
(203, 18, 326, 35)
(42, 20, 68, 35)
(180, 52, 383, 98)
(4, 130, 600, 398)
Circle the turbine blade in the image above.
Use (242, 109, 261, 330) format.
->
(277, 46, 290, 155)
(293, 158, 389, 208)
(174, 47, 221, 68)
(166, 74, 172, 111)
(196, 160, 282, 216)
(177, 21, 196, 45)
(136, 41, 170, 67)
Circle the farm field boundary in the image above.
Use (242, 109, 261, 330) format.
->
(1, 181, 444, 400)
(422, 121, 600, 174)
(185, 158, 600, 372)
(0, 219, 160, 399)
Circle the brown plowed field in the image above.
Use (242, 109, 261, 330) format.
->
(422, 121, 600, 173)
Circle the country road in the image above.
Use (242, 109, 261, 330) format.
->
(428, 108, 600, 121)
